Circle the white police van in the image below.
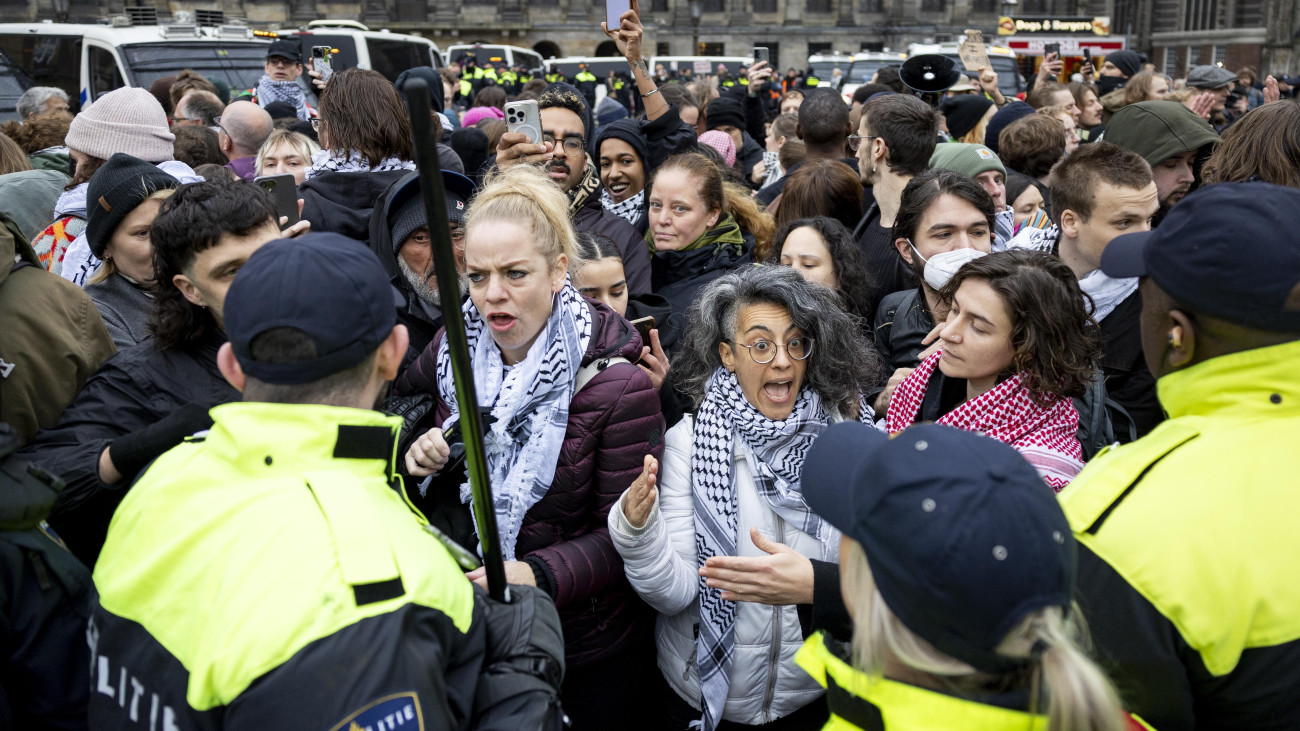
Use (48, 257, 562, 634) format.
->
(0, 9, 274, 118)
(446, 44, 544, 74)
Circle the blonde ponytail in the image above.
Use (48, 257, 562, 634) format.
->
(1006, 610, 1125, 731)
(841, 539, 1128, 731)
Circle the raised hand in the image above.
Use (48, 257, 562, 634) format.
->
(622, 454, 659, 529)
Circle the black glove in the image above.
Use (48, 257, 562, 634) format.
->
(108, 404, 215, 483)
(471, 584, 567, 731)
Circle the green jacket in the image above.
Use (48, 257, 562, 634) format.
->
(1103, 100, 1219, 167)
(1061, 339, 1300, 729)
(90, 403, 489, 728)
(0, 226, 112, 445)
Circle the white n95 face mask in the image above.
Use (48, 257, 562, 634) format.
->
(922, 248, 988, 290)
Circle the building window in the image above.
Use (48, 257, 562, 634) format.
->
(699, 42, 725, 55)
(1163, 47, 1180, 76)
(1188, 46, 1201, 65)
(861, 0, 884, 10)
(656, 42, 671, 55)
(754, 0, 777, 11)
(861, 41, 884, 51)
(703, 0, 725, 11)
(1184, 0, 1219, 31)
(1213, 45, 1227, 65)
(970, 0, 997, 10)
(1235, 0, 1263, 25)
(808, 42, 833, 56)
(807, 0, 832, 11)
(920, 0, 945, 10)
(1021, 0, 1047, 11)
(650, 0, 668, 9)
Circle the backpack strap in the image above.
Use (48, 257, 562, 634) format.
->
(574, 356, 631, 393)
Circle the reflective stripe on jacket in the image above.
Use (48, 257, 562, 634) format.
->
(795, 633, 1048, 730)
(1061, 338, 1300, 730)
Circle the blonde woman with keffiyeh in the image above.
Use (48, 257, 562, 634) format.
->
(395, 164, 666, 731)
(609, 266, 881, 731)
(885, 249, 1102, 491)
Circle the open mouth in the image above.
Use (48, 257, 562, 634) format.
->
(762, 381, 793, 403)
(488, 313, 517, 332)
(608, 182, 630, 195)
(547, 164, 569, 180)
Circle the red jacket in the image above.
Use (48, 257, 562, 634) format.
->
(396, 299, 665, 667)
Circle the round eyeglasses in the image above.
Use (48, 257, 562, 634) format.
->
(729, 337, 814, 364)
(543, 134, 587, 155)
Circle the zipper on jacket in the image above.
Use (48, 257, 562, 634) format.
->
(761, 517, 785, 722)
(590, 597, 608, 631)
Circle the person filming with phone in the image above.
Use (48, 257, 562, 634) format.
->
(494, 0, 672, 294)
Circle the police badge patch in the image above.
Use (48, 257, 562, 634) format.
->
(330, 692, 424, 731)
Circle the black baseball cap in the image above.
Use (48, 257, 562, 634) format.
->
(802, 422, 1076, 673)
(224, 233, 403, 385)
(1100, 181, 1300, 334)
(266, 39, 301, 63)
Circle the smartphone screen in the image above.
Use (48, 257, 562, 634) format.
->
(254, 173, 299, 230)
(1044, 42, 1060, 58)
(605, 0, 632, 29)
(753, 47, 769, 66)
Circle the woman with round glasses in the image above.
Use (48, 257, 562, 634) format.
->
(608, 265, 881, 730)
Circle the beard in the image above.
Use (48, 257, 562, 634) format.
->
(398, 256, 441, 306)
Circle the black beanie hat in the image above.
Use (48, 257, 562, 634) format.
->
(939, 94, 995, 141)
(595, 118, 649, 169)
(1104, 50, 1146, 79)
(86, 153, 180, 259)
(706, 97, 745, 132)
(983, 101, 1034, 156)
(397, 66, 445, 115)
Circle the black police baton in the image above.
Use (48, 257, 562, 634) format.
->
(402, 78, 509, 603)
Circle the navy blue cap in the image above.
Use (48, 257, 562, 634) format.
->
(803, 422, 1075, 673)
(224, 233, 401, 385)
(1100, 181, 1300, 334)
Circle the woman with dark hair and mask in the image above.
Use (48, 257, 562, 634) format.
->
(871, 169, 996, 414)
(609, 265, 881, 731)
(885, 249, 1101, 490)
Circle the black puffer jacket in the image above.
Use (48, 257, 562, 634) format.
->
(18, 334, 238, 565)
(650, 235, 754, 321)
(300, 169, 413, 244)
(872, 287, 933, 382)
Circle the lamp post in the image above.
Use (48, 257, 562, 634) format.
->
(53, 0, 70, 22)
(690, 0, 703, 56)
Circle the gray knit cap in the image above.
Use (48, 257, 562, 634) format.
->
(65, 87, 175, 163)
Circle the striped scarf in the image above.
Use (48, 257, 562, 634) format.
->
(434, 280, 592, 559)
(691, 368, 842, 729)
(885, 350, 1083, 491)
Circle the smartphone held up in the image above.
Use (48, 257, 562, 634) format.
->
(605, 0, 632, 30)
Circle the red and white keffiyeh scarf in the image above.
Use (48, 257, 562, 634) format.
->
(885, 350, 1084, 491)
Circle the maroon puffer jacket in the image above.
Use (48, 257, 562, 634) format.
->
(396, 299, 665, 668)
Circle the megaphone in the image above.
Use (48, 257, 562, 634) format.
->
(900, 54, 963, 95)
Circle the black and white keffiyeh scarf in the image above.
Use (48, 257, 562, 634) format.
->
(434, 279, 593, 560)
(256, 75, 309, 120)
(303, 149, 417, 181)
(601, 188, 644, 225)
(690, 368, 844, 730)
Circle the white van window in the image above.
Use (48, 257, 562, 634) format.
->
(368, 38, 430, 82)
(88, 45, 124, 101)
(0, 34, 82, 112)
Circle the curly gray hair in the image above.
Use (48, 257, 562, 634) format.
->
(674, 265, 881, 418)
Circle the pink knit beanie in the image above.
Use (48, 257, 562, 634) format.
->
(697, 130, 737, 168)
(461, 105, 505, 128)
(65, 87, 175, 163)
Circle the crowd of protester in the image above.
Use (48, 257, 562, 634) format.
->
(2, 6, 1299, 730)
